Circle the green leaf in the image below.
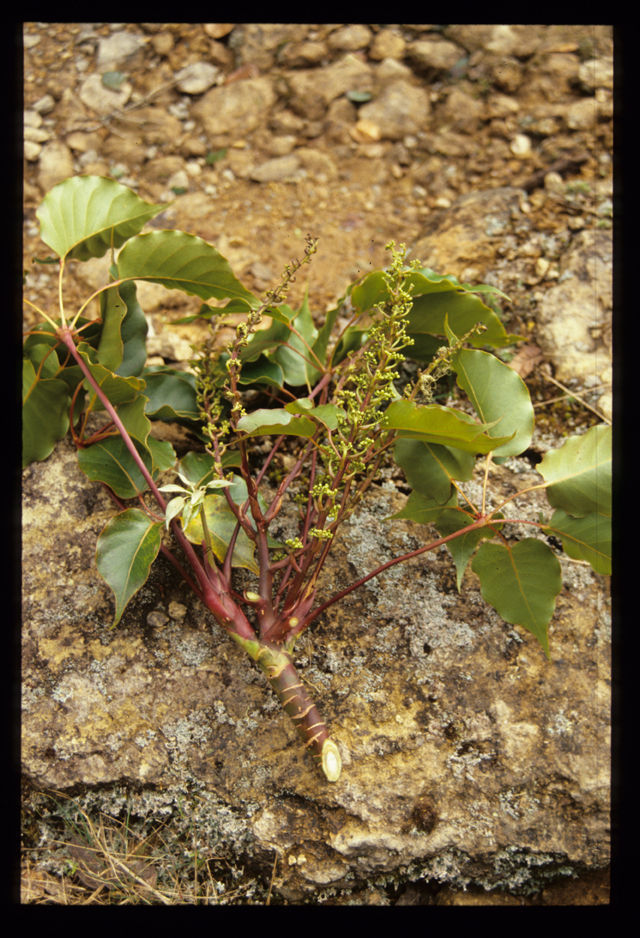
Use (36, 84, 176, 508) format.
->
(96, 508, 163, 625)
(97, 284, 127, 372)
(452, 348, 534, 457)
(36, 175, 163, 261)
(383, 399, 514, 453)
(284, 399, 344, 431)
(22, 359, 70, 465)
(347, 267, 518, 356)
(236, 356, 285, 389)
(391, 489, 458, 525)
(77, 437, 154, 498)
(76, 343, 152, 446)
(142, 369, 200, 422)
(472, 539, 563, 656)
(271, 294, 320, 387)
(116, 230, 258, 307)
(183, 489, 258, 573)
(394, 438, 475, 503)
(544, 509, 611, 575)
(538, 424, 612, 517)
(147, 438, 177, 474)
(436, 508, 503, 591)
(406, 289, 518, 355)
(236, 408, 317, 438)
(116, 279, 148, 377)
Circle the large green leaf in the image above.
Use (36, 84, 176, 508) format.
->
(96, 508, 163, 625)
(116, 230, 258, 306)
(435, 508, 503, 591)
(383, 399, 514, 453)
(116, 279, 148, 377)
(76, 343, 152, 449)
(142, 369, 200, 422)
(272, 294, 321, 386)
(22, 359, 70, 466)
(544, 509, 611, 575)
(347, 267, 517, 356)
(452, 348, 534, 457)
(472, 538, 563, 656)
(394, 438, 475, 503)
(391, 489, 458, 525)
(538, 424, 612, 517)
(36, 175, 163, 261)
(97, 284, 127, 372)
(182, 482, 259, 573)
(236, 408, 317, 438)
(77, 437, 148, 497)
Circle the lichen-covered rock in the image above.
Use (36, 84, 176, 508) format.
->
(22, 436, 610, 901)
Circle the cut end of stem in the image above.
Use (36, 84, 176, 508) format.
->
(321, 738, 342, 782)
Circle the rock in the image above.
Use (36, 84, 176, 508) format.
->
(327, 24, 372, 52)
(175, 62, 220, 95)
(287, 55, 374, 120)
(535, 228, 612, 408)
(96, 31, 147, 70)
(438, 86, 485, 132)
(510, 133, 533, 158)
(78, 73, 132, 115)
(24, 141, 42, 162)
(150, 31, 174, 57)
(278, 40, 328, 67)
(565, 98, 598, 131)
(445, 24, 541, 58)
(357, 80, 430, 140)
(249, 153, 304, 184)
(37, 140, 74, 192)
(121, 106, 182, 146)
(407, 38, 464, 72)
(491, 57, 524, 94)
(578, 58, 613, 91)
(32, 93, 56, 114)
(192, 77, 277, 142)
(22, 440, 610, 899)
(412, 187, 528, 281)
(229, 24, 309, 69)
(203, 23, 234, 40)
(368, 28, 406, 61)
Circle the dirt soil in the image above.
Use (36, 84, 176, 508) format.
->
(21, 23, 613, 906)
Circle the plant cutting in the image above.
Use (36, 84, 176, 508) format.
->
(23, 175, 612, 782)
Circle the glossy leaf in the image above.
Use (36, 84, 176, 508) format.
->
(452, 348, 534, 457)
(383, 399, 514, 453)
(22, 359, 70, 465)
(472, 538, 563, 656)
(97, 284, 127, 372)
(36, 175, 163, 261)
(77, 437, 155, 498)
(142, 369, 200, 422)
(391, 489, 457, 525)
(271, 295, 320, 387)
(96, 508, 163, 625)
(347, 267, 517, 355)
(237, 356, 285, 389)
(237, 408, 317, 438)
(116, 279, 148, 377)
(183, 488, 258, 573)
(544, 509, 611, 575)
(394, 438, 475, 503)
(435, 508, 503, 591)
(76, 344, 151, 447)
(117, 230, 258, 307)
(538, 424, 612, 517)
